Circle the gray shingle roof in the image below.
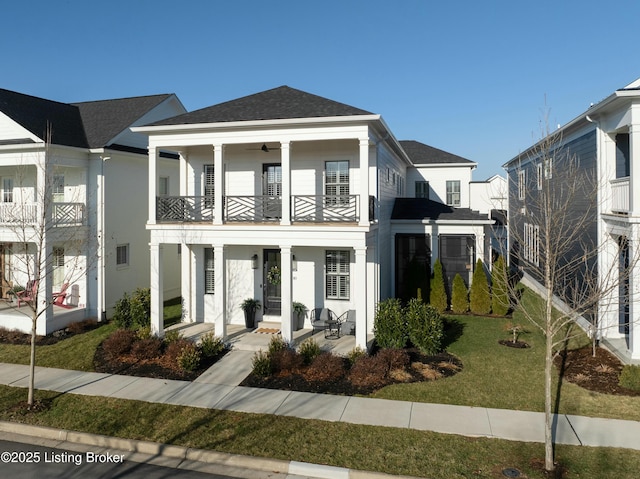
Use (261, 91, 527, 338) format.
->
(72, 94, 173, 148)
(391, 198, 489, 221)
(0, 88, 174, 149)
(400, 140, 475, 165)
(152, 86, 373, 126)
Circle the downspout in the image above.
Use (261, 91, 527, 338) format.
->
(99, 156, 110, 322)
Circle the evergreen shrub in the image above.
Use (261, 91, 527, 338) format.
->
(451, 273, 469, 314)
(470, 259, 491, 315)
(430, 258, 448, 313)
(373, 298, 407, 349)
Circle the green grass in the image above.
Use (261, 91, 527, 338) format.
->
(1, 385, 639, 479)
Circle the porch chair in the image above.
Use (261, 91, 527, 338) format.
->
(310, 307, 337, 335)
(52, 283, 69, 306)
(17, 280, 38, 307)
(337, 309, 356, 336)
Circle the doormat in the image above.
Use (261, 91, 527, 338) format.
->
(254, 328, 281, 334)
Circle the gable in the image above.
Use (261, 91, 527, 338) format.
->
(0, 111, 40, 145)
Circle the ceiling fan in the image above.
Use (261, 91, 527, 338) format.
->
(246, 143, 280, 152)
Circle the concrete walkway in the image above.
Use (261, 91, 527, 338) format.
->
(1, 359, 640, 451)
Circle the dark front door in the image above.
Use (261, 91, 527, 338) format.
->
(439, 235, 475, 291)
(395, 234, 431, 302)
(262, 164, 282, 219)
(263, 249, 281, 315)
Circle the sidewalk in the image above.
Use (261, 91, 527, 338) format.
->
(1, 354, 639, 452)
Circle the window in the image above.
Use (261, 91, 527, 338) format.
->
(523, 223, 539, 266)
(518, 170, 526, 200)
(2, 178, 13, 203)
(204, 165, 214, 207)
(204, 248, 215, 294)
(116, 244, 129, 267)
(326, 250, 350, 299)
(536, 163, 543, 190)
(415, 180, 429, 198)
(158, 176, 169, 196)
(325, 161, 349, 206)
(544, 158, 553, 179)
(53, 247, 65, 289)
(446, 180, 461, 206)
(53, 175, 64, 202)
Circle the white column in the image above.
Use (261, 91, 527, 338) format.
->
(281, 142, 291, 225)
(179, 151, 189, 196)
(628, 228, 640, 359)
(355, 246, 368, 348)
(598, 232, 619, 339)
(629, 124, 640, 216)
(280, 246, 293, 342)
(181, 243, 192, 322)
(37, 240, 54, 334)
(150, 242, 164, 337)
(214, 245, 227, 339)
(213, 144, 224, 225)
(148, 147, 158, 225)
(359, 138, 370, 226)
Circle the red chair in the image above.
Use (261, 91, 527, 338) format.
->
(17, 280, 38, 307)
(53, 283, 69, 306)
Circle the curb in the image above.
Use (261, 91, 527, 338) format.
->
(0, 421, 425, 479)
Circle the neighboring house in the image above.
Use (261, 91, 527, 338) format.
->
(503, 77, 640, 363)
(0, 88, 184, 334)
(134, 87, 502, 348)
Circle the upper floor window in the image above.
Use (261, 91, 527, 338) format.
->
(158, 176, 169, 196)
(536, 164, 543, 190)
(415, 181, 429, 199)
(326, 161, 349, 205)
(53, 175, 64, 202)
(518, 170, 526, 200)
(523, 223, 540, 266)
(446, 180, 461, 206)
(204, 165, 214, 207)
(116, 244, 129, 267)
(2, 178, 13, 203)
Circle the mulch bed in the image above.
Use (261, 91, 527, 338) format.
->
(555, 346, 640, 396)
(498, 339, 530, 349)
(241, 350, 463, 396)
(0, 320, 99, 346)
(93, 342, 228, 381)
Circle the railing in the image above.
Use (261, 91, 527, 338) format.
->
(157, 196, 214, 222)
(292, 195, 359, 222)
(611, 177, 630, 214)
(0, 202, 84, 226)
(225, 195, 281, 222)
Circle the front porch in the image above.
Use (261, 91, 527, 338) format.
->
(0, 300, 88, 335)
(167, 321, 358, 356)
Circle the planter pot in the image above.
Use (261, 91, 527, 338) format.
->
(293, 312, 305, 331)
(244, 310, 256, 329)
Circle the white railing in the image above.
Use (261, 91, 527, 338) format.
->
(611, 177, 630, 214)
(0, 202, 84, 226)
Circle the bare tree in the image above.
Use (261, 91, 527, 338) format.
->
(5, 127, 97, 406)
(505, 112, 639, 472)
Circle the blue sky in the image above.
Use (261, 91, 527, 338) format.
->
(3, 0, 640, 179)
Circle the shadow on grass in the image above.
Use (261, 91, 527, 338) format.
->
(441, 317, 465, 350)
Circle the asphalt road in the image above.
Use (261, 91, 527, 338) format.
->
(0, 439, 239, 479)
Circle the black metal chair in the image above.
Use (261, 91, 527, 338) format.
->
(337, 309, 356, 336)
(310, 307, 337, 336)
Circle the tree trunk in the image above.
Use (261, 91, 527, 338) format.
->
(544, 323, 554, 472)
(28, 314, 37, 406)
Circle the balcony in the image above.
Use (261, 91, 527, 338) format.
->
(611, 177, 630, 214)
(0, 202, 84, 226)
(155, 195, 364, 224)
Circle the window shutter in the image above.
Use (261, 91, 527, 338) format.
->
(205, 248, 215, 294)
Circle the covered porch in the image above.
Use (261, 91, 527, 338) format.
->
(0, 300, 88, 335)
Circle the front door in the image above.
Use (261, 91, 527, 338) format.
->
(262, 164, 282, 219)
(263, 249, 281, 315)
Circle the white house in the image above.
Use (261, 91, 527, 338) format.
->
(0, 88, 185, 334)
(135, 86, 501, 348)
(504, 77, 640, 363)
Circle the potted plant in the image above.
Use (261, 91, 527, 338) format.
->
(240, 298, 261, 329)
(292, 301, 307, 331)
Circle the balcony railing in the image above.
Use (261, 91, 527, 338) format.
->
(157, 196, 214, 222)
(292, 195, 359, 222)
(225, 195, 281, 222)
(611, 177, 630, 214)
(0, 202, 84, 226)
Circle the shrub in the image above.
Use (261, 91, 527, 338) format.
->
(251, 350, 272, 377)
(131, 337, 162, 360)
(199, 332, 225, 358)
(373, 298, 407, 349)
(304, 353, 346, 382)
(136, 325, 152, 340)
(267, 335, 290, 355)
(163, 329, 183, 345)
(112, 288, 151, 329)
(469, 259, 491, 315)
(102, 329, 137, 359)
(430, 258, 448, 313)
(348, 354, 389, 388)
(164, 338, 193, 365)
(450, 274, 469, 314)
(271, 348, 303, 374)
(491, 255, 510, 316)
(406, 298, 443, 355)
(377, 348, 410, 370)
(177, 342, 201, 371)
(619, 365, 640, 391)
(346, 346, 367, 367)
(298, 338, 321, 365)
